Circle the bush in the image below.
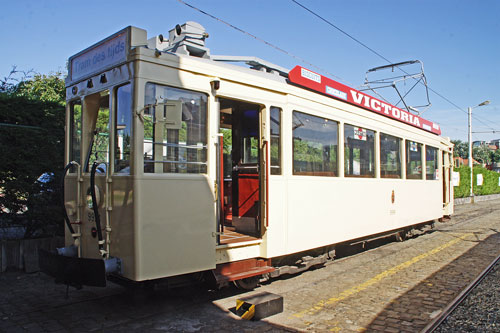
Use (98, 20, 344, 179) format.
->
(454, 165, 500, 198)
(0, 95, 65, 238)
(454, 166, 470, 198)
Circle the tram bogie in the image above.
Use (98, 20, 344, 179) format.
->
(39, 21, 454, 289)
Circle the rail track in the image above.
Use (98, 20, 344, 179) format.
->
(422, 251, 500, 332)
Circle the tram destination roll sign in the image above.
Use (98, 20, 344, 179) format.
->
(70, 30, 128, 81)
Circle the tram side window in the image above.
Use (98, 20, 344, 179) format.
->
(143, 83, 207, 174)
(380, 133, 402, 178)
(115, 84, 131, 173)
(292, 111, 338, 177)
(344, 124, 375, 177)
(270, 107, 281, 175)
(69, 100, 82, 172)
(406, 140, 423, 179)
(426, 146, 438, 180)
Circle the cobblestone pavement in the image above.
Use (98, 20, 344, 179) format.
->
(1, 200, 500, 332)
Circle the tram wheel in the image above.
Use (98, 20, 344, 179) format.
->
(234, 276, 260, 290)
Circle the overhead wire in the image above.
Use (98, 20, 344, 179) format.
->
(177, 0, 497, 135)
(175, 0, 350, 84)
(290, 0, 500, 132)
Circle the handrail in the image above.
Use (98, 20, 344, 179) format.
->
(61, 161, 83, 257)
(144, 141, 207, 149)
(90, 162, 105, 257)
(219, 135, 225, 236)
(263, 140, 269, 227)
(144, 160, 207, 165)
(61, 162, 77, 236)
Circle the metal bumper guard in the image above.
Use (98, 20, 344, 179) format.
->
(39, 249, 121, 288)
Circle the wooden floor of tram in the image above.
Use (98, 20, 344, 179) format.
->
(219, 227, 258, 245)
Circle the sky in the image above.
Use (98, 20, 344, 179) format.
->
(1, 0, 499, 143)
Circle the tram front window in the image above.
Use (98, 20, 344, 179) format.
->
(115, 84, 132, 173)
(83, 91, 110, 172)
(143, 83, 208, 174)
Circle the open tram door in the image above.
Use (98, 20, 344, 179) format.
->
(218, 98, 268, 243)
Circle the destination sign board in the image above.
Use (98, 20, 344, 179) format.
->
(70, 29, 128, 81)
(288, 66, 441, 135)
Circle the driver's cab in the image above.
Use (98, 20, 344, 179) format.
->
(66, 81, 132, 260)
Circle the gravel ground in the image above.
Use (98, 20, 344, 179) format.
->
(435, 259, 500, 332)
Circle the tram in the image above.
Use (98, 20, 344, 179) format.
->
(40, 22, 454, 289)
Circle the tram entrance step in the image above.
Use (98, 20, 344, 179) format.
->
(235, 292, 283, 320)
(213, 258, 274, 284)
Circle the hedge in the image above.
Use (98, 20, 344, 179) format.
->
(454, 165, 500, 198)
(0, 95, 65, 238)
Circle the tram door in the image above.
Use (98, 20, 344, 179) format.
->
(442, 152, 452, 207)
(219, 98, 265, 239)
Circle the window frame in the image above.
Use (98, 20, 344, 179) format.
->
(142, 82, 209, 174)
(344, 123, 376, 178)
(405, 140, 423, 180)
(292, 110, 339, 177)
(426, 145, 439, 180)
(68, 98, 82, 173)
(270, 106, 282, 175)
(379, 133, 402, 179)
(114, 83, 132, 174)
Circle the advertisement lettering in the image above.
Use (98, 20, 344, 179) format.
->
(288, 66, 441, 135)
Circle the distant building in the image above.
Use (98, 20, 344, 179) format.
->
(490, 139, 500, 149)
(454, 156, 481, 168)
(473, 140, 486, 147)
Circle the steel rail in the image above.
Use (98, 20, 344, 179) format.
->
(421, 251, 500, 332)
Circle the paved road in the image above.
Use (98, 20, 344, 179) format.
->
(1, 200, 500, 332)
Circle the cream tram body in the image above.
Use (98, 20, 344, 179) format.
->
(59, 24, 453, 287)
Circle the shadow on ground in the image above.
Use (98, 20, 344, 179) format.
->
(364, 231, 500, 332)
(0, 269, 298, 332)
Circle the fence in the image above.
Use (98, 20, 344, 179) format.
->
(454, 193, 500, 205)
(0, 237, 63, 273)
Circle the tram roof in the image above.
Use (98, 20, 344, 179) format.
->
(66, 24, 442, 136)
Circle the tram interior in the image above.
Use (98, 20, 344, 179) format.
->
(219, 99, 262, 244)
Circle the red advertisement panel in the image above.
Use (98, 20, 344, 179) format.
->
(288, 66, 441, 135)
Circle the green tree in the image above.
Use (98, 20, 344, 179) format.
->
(0, 70, 65, 238)
(451, 140, 468, 159)
(473, 145, 493, 165)
(12, 72, 65, 104)
(492, 149, 500, 163)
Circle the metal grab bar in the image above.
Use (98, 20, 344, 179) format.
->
(234, 165, 259, 171)
(144, 160, 207, 165)
(144, 141, 207, 149)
